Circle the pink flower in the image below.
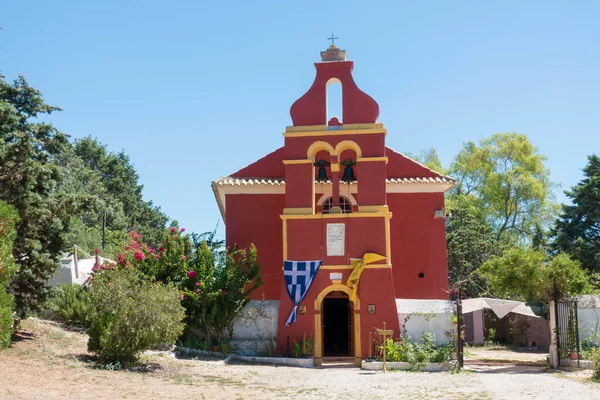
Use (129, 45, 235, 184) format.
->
(158, 247, 165, 253)
(99, 264, 105, 270)
(180, 228, 185, 232)
(195, 281, 200, 286)
(155, 254, 160, 260)
(170, 227, 177, 233)
(124, 246, 132, 251)
(134, 251, 145, 261)
(195, 289, 200, 293)
(188, 270, 197, 279)
(149, 248, 155, 254)
(108, 282, 113, 287)
(117, 253, 126, 265)
(91, 266, 97, 272)
(221, 290, 227, 296)
(183, 295, 187, 300)
(173, 235, 178, 240)
(94, 247, 100, 255)
(108, 263, 114, 269)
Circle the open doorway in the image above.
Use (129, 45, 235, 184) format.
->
(322, 292, 352, 357)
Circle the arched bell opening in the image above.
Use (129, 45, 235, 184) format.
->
(326, 78, 343, 126)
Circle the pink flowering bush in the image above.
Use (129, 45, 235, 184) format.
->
(181, 231, 262, 345)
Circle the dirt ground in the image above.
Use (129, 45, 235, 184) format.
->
(0, 319, 599, 400)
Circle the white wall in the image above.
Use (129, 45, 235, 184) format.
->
(231, 300, 280, 356)
(396, 299, 454, 345)
(577, 295, 600, 347)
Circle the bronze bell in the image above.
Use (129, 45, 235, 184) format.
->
(341, 159, 356, 182)
(313, 159, 330, 182)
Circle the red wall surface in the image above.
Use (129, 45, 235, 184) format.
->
(387, 192, 449, 299)
(225, 194, 284, 300)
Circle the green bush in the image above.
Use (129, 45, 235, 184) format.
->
(87, 267, 185, 364)
(590, 347, 600, 381)
(383, 331, 452, 368)
(44, 283, 92, 328)
(0, 289, 15, 348)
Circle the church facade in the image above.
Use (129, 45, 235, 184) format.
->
(212, 44, 455, 366)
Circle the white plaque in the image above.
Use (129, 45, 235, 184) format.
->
(327, 223, 345, 256)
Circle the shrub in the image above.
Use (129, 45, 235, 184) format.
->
(182, 233, 262, 345)
(590, 347, 600, 381)
(0, 200, 18, 348)
(382, 331, 452, 368)
(44, 283, 92, 328)
(0, 289, 15, 348)
(87, 267, 185, 364)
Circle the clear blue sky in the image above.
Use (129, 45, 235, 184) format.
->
(3, 1, 599, 238)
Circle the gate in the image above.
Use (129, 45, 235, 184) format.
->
(554, 299, 580, 367)
(454, 289, 464, 369)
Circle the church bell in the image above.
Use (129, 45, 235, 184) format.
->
(313, 159, 331, 182)
(341, 159, 357, 182)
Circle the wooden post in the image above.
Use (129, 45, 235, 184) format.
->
(376, 321, 393, 372)
(302, 330, 306, 355)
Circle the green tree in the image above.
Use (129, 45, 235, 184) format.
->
(449, 133, 555, 242)
(553, 154, 600, 273)
(0, 75, 72, 317)
(479, 247, 591, 302)
(0, 201, 19, 348)
(405, 148, 445, 173)
(446, 195, 503, 294)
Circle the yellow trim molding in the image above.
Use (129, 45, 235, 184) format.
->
(280, 212, 392, 221)
(284, 129, 386, 138)
(313, 284, 362, 366)
(282, 159, 312, 165)
(282, 219, 288, 260)
(330, 163, 340, 173)
(286, 123, 384, 133)
(358, 205, 389, 213)
(334, 140, 362, 158)
(357, 156, 388, 164)
(320, 264, 392, 270)
(307, 141, 336, 160)
(282, 207, 314, 215)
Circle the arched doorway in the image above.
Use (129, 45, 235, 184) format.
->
(322, 291, 352, 357)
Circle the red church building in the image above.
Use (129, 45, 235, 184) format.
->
(212, 44, 456, 366)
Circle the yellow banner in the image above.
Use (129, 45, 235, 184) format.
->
(346, 253, 386, 302)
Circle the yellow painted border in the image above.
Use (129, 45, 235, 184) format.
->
(358, 205, 389, 213)
(307, 141, 335, 160)
(320, 264, 391, 270)
(313, 284, 361, 367)
(334, 140, 362, 158)
(282, 207, 313, 215)
(282, 159, 312, 165)
(280, 212, 392, 220)
(284, 128, 387, 138)
(282, 219, 288, 260)
(357, 156, 388, 164)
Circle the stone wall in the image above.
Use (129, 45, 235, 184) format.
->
(485, 313, 550, 350)
(230, 300, 280, 356)
(396, 299, 454, 345)
(576, 295, 600, 348)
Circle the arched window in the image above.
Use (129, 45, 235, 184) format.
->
(322, 196, 352, 214)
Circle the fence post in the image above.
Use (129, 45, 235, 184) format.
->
(548, 300, 559, 368)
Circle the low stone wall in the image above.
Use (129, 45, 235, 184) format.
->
(230, 300, 280, 356)
(559, 358, 594, 370)
(361, 360, 454, 372)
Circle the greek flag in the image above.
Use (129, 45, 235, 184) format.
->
(283, 260, 322, 326)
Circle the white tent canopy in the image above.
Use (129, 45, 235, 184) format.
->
(462, 297, 538, 319)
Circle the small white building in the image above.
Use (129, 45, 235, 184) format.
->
(47, 249, 113, 287)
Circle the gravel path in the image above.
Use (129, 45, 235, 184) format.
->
(1, 319, 599, 400)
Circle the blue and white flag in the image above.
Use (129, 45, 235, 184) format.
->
(283, 260, 322, 326)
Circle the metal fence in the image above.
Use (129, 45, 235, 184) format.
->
(554, 299, 580, 368)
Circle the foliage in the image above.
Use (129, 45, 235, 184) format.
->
(0, 201, 19, 347)
(553, 154, 600, 274)
(0, 288, 15, 349)
(405, 148, 445, 173)
(44, 283, 92, 328)
(87, 267, 185, 364)
(182, 232, 262, 345)
(449, 133, 555, 242)
(0, 75, 73, 317)
(381, 332, 452, 369)
(479, 247, 591, 302)
(446, 195, 504, 293)
(590, 347, 600, 381)
(291, 336, 314, 358)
